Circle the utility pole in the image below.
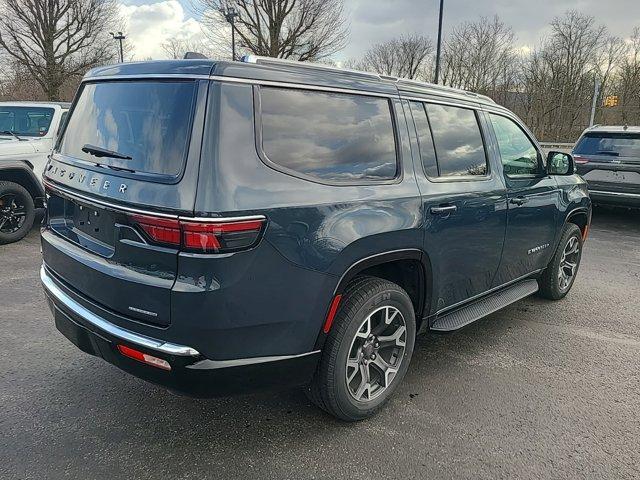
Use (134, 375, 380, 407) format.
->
(589, 76, 601, 127)
(223, 7, 240, 61)
(433, 0, 444, 84)
(110, 32, 125, 63)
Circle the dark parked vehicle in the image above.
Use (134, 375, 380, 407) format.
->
(573, 125, 640, 208)
(41, 57, 591, 421)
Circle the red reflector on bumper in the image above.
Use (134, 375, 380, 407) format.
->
(117, 344, 171, 371)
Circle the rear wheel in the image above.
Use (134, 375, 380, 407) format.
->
(0, 181, 35, 245)
(307, 277, 416, 421)
(538, 223, 583, 300)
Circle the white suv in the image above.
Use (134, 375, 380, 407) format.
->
(0, 101, 70, 244)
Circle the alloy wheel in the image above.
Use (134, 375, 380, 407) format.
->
(0, 193, 27, 234)
(558, 236, 580, 291)
(345, 306, 407, 402)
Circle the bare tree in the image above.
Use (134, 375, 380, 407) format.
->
(194, 0, 349, 61)
(0, 0, 119, 100)
(162, 38, 211, 59)
(354, 34, 433, 80)
(440, 16, 517, 95)
(517, 11, 614, 141)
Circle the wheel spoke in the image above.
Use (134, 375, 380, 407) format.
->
(346, 358, 360, 383)
(378, 325, 406, 348)
(354, 363, 372, 400)
(355, 317, 371, 339)
(385, 306, 399, 324)
(371, 356, 398, 387)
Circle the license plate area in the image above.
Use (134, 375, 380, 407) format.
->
(71, 202, 117, 246)
(584, 169, 640, 185)
(47, 192, 117, 257)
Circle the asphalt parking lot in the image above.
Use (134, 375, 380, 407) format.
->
(1, 207, 639, 480)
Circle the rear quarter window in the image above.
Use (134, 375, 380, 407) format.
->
(59, 80, 197, 178)
(258, 87, 398, 183)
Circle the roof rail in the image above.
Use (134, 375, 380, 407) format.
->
(240, 55, 382, 80)
(240, 55, 495, 103)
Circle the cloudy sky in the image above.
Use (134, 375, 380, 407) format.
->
(119, 0, 640, 60)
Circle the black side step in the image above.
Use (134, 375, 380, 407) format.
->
(430, 279, 539, 332)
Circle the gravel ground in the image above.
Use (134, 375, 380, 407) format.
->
(1, 206, 639, 479)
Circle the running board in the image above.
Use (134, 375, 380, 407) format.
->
(430, 279, 539, 332)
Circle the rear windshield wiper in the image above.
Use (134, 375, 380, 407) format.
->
(0, 130, 23, 141)
(595, 151, 620, 157)
(82, 144, 132, 160)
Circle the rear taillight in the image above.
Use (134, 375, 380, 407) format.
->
(130, 214, 181, 246)
(129, 214, 266, 253)
(573, 155, 589, 164)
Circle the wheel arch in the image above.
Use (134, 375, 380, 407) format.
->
(565, 206, 591, 239)
(316, 249, 432, 348)
(0, 163, 45, 205)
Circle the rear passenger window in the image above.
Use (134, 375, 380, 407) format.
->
(259, 87, 397, 182)
(426, 104, 488, 177)
(408, 101, 438, 177)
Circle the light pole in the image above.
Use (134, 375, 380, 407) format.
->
(110, 32, 125, 63)
(223, 7, 240, 61)
(433, 0, 444, 84)
(589, 75, 601, 127)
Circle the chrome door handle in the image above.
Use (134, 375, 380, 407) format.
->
(430, 205, 457, 215)
(510, 197, 528, 206)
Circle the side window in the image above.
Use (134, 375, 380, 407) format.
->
(489, 114, 542, 176)
(426, 104, 488, 177)
(259, 87, 398, 183)
(408, 101, 438, 177)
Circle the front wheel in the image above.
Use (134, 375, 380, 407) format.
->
(307, 277, 416, 421)
(538, 223, 583, 300)
(0, 181, 35, 245)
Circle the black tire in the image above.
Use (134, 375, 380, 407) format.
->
(0, 181, 35, 245)
(307, 276, 416, 421)
(538, 223, 583, 300)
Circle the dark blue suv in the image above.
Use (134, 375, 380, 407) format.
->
(41, 57, 591, 420)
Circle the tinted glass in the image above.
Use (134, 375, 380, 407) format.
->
(60, 81, 197, 177)
(260, 87, 397, 182)
(574, 133, 640, 158)
(490, 114, 541, 176)
(409, 101, 438, 177)
(0, 107, 54, 137)
(426, 104, 487, 177)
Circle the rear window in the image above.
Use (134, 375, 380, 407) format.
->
(0, 106, 54, 137)
(574, 132, 640, 157)
(259, 87, 397, 183)
(59, 81, 197, 177)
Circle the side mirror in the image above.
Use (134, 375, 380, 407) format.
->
(547, 151, 574, 175)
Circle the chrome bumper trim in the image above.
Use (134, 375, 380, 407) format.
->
(589, 190, 640, 199)
(41, 265, 200, 357)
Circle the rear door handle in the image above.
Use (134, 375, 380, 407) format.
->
(430, 205, 457, 215)
(509, 197, 528, 206)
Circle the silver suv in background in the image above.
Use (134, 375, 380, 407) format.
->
(573, 125, 640, 208)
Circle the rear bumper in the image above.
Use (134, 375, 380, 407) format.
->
(589, 190, 640, 208)
(41, 265, 320, 397)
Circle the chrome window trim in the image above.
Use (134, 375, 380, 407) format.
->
(83, 74, 210, 82)
(210, 75, 396, 98)
(81, 73, 396, 99)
